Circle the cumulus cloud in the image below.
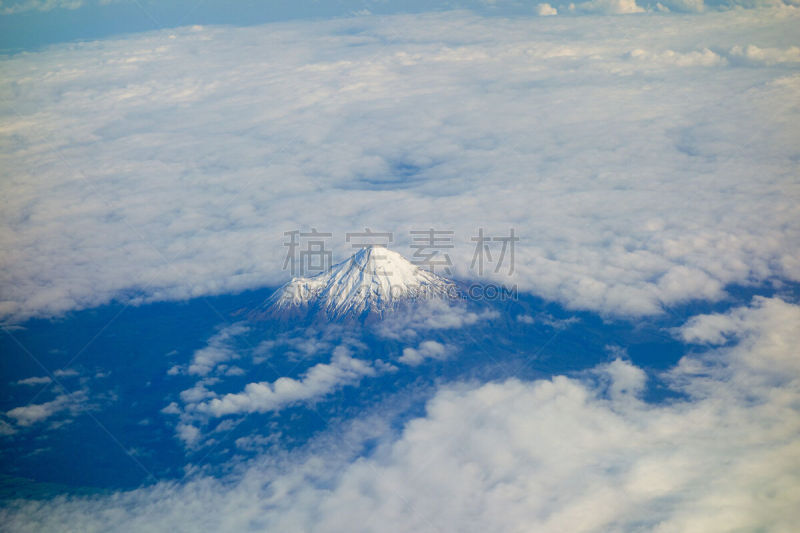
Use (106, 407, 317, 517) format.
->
(674, 295, 800, 389)
(571, 0, 645, 13)
(4, 390, 87, 427)
(536, 3, 559, 15)
(729, 44, 800, 65)
(179, 378, 218, 404)
(398, 340, 452, 365)
(188, 347, 378, 418)
(4, 297, 798, 531)
(595, 356, 648, 398)
(625, 47, 725, 67)
(1, 10, 799, 324)
(175, 422, 201, 447)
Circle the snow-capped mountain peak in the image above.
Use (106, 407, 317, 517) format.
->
(267, 246, 456, 318)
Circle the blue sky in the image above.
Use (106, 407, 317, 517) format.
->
(2, 0, 799, 51)
(2, 1, 523, 52)
(1, 1, 799, 531)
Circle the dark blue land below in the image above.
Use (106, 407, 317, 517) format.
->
(1, 279, 797, 496)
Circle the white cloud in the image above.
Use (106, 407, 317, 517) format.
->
(1, 11, 799, 324)
(517, 314, 535, 324)
(596, 357, 647, 398)
(0, 420, 16, 435)
(0, 0, 84, 15)
(179, 378, 218, 404)
(4, 390, 87, 427)
(628, 44, 800, 69)
(571, 0, 645, 13)
(729, 44, 800, 65)
(13, 375, 52, 386)
(165, 324, 380, 445)
(189, 347, 378, 417)
(377, 299, 499, 340)
(175, 422, 201, 447)
(626, 47, 725, 67)
(674, 296, 800, 388)
(398, 340, 451, 365)
(234, 434, 279, 452)
(517, 312, 579, 329)
(654, 0, 705, 11)
(5, 297, 799, 532)
(537, 3, 559, 15)
(186, 323, 248, 376)
(160, 401, 180, 415)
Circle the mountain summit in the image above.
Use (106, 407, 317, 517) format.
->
(266, 246, 456, 318)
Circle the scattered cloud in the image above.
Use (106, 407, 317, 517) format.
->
(398, 340, 452, 366)
(189, 347, 378, 418)
(251, 325, 356, 363)
(377, 300, 499, 340)
(160, 401, 180, 415)
(13, 376, 52, 386)
(673, 295, 800, 390)
(179, 378, 218, 404)
(175, 422, 201, 447)
(5, 297, 798, 531)
(517, 312, 579, 329)
(4, 390, 87, 427)
(161, 321, 386, 446)
(186, 323, 248, 376)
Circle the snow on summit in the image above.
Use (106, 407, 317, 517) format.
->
(266, 247, 456, 318)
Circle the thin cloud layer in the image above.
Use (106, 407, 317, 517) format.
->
(0, 0, 85, 15)
(1, 0, 797, 17)
(3, 297, 797, 532)
(376, 299, 500, 340)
